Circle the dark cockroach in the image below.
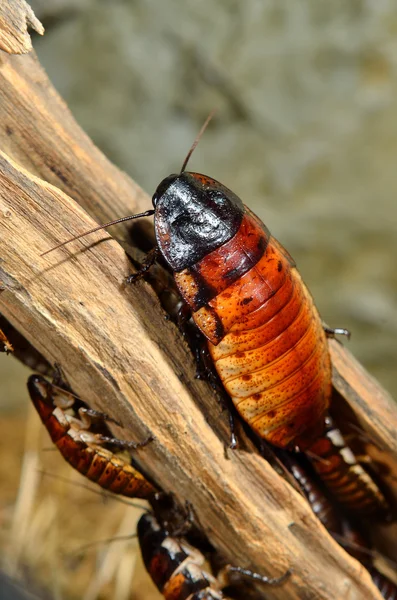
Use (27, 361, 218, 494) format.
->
(27, 374, 156, 499)
(138, 511, 290, 600)
(336, 518, 397, 599)
(280, 451, 342, 534)
(368, 567, 397, 600)
(286, 453, 397, 600)
(305, 415, 390, 519)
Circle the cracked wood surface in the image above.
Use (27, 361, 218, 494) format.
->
(0, 0, 43, 54)
(0, 149, 386, 600)
(0, 3, 396, 598)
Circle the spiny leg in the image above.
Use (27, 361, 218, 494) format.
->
(126, 246, 159, 284)
(222, 565, 292, 586)
(322, 323, 351, 340)
(95, 434, 154, 451)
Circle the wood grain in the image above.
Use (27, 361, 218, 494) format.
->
(0, 150, 385, 600)
(0, 4, 396, 598)
(0, 1, 43, 54)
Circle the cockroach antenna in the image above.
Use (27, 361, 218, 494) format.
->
(40, 210, 155, 257)
(41, 110, 216, 257)
(180, 109, 216, 174)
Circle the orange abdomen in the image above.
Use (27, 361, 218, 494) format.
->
(28, 376, 156, 500)
(174, 210, 331, 449)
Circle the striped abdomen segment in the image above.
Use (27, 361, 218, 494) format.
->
(306, 416, 390, 518)
(27, 375, 156, 500)
(174, 209, 331, 449)
(285, 455, 342, 534)
(369, 567, 397, 600)
(138, 513, 226, 600)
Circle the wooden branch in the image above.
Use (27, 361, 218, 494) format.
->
(0, 6, 396, 599)
(330, 339, 397, 459)
(0, 48, 395, 467)
(0, 150, 386, 600)
(0, 1, 43, 54)
(0, 51, 148, 240)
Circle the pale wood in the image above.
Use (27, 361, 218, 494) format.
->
(0, 0, 43, 54)
(0, 6, 395, 598)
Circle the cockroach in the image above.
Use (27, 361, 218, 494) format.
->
(305, 415, 390, 519)
(0, 326, 13, 354)
(27, 374, 156, 499)
(28, 374, 291, 597)
(42, 113, 344, 451)
(138, 511, 290, 600)
(368, 567, 397, 600)
(280, 451, 342, 534)
(41, 115, 391, 520)
(286, 452, 397, 600)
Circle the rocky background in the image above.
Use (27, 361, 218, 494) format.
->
(1, 1, 396, 598)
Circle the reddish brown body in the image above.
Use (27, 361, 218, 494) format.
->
(306, 416, 389, 518)
(288, 454, 396, 599)
(138, 513, 227, 600)
(172, 186, 331, 450)
(27, 375, 156, 499)
(138, 512, 289, 600)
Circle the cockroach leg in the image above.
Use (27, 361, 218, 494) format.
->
(220, 564, 292, 587)
(323, 324, 351, 340)
(78, 406, 121, 427)
(176, 301, 192, 333)
(228, 411, 238, 450)
(96, 433, 154, 451)
(126, 246, 159, 284)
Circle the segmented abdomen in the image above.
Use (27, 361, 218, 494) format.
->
(175, 209, 331, 449)
(28, 375, 156, 500)
(369, 567, 397, 600)
(306, 416, 390, 518)
(138, 512, 226, 600)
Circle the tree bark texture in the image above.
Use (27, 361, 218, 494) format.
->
(1, 4, 396, 599)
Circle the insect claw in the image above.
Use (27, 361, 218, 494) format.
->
(229, 434, 238, 450)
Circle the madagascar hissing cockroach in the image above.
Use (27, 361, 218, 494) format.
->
(280, 451, 342, 534)
(27, 374, 156, 499)
(285, 452, 397, 600)
(305, 415, 390, 519)
(41, 115, 391, 520)
(28, 373, 291, 598)
(42, 114, 341, 452)
(138, 511, 290, 600)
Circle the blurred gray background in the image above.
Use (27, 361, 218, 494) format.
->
(0, 2, 396, 598)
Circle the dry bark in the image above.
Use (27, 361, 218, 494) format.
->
(0, 0, 43, 54)
(1, 4, 396, 599)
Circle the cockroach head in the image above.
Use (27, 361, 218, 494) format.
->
(152, 171, 244, 271)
